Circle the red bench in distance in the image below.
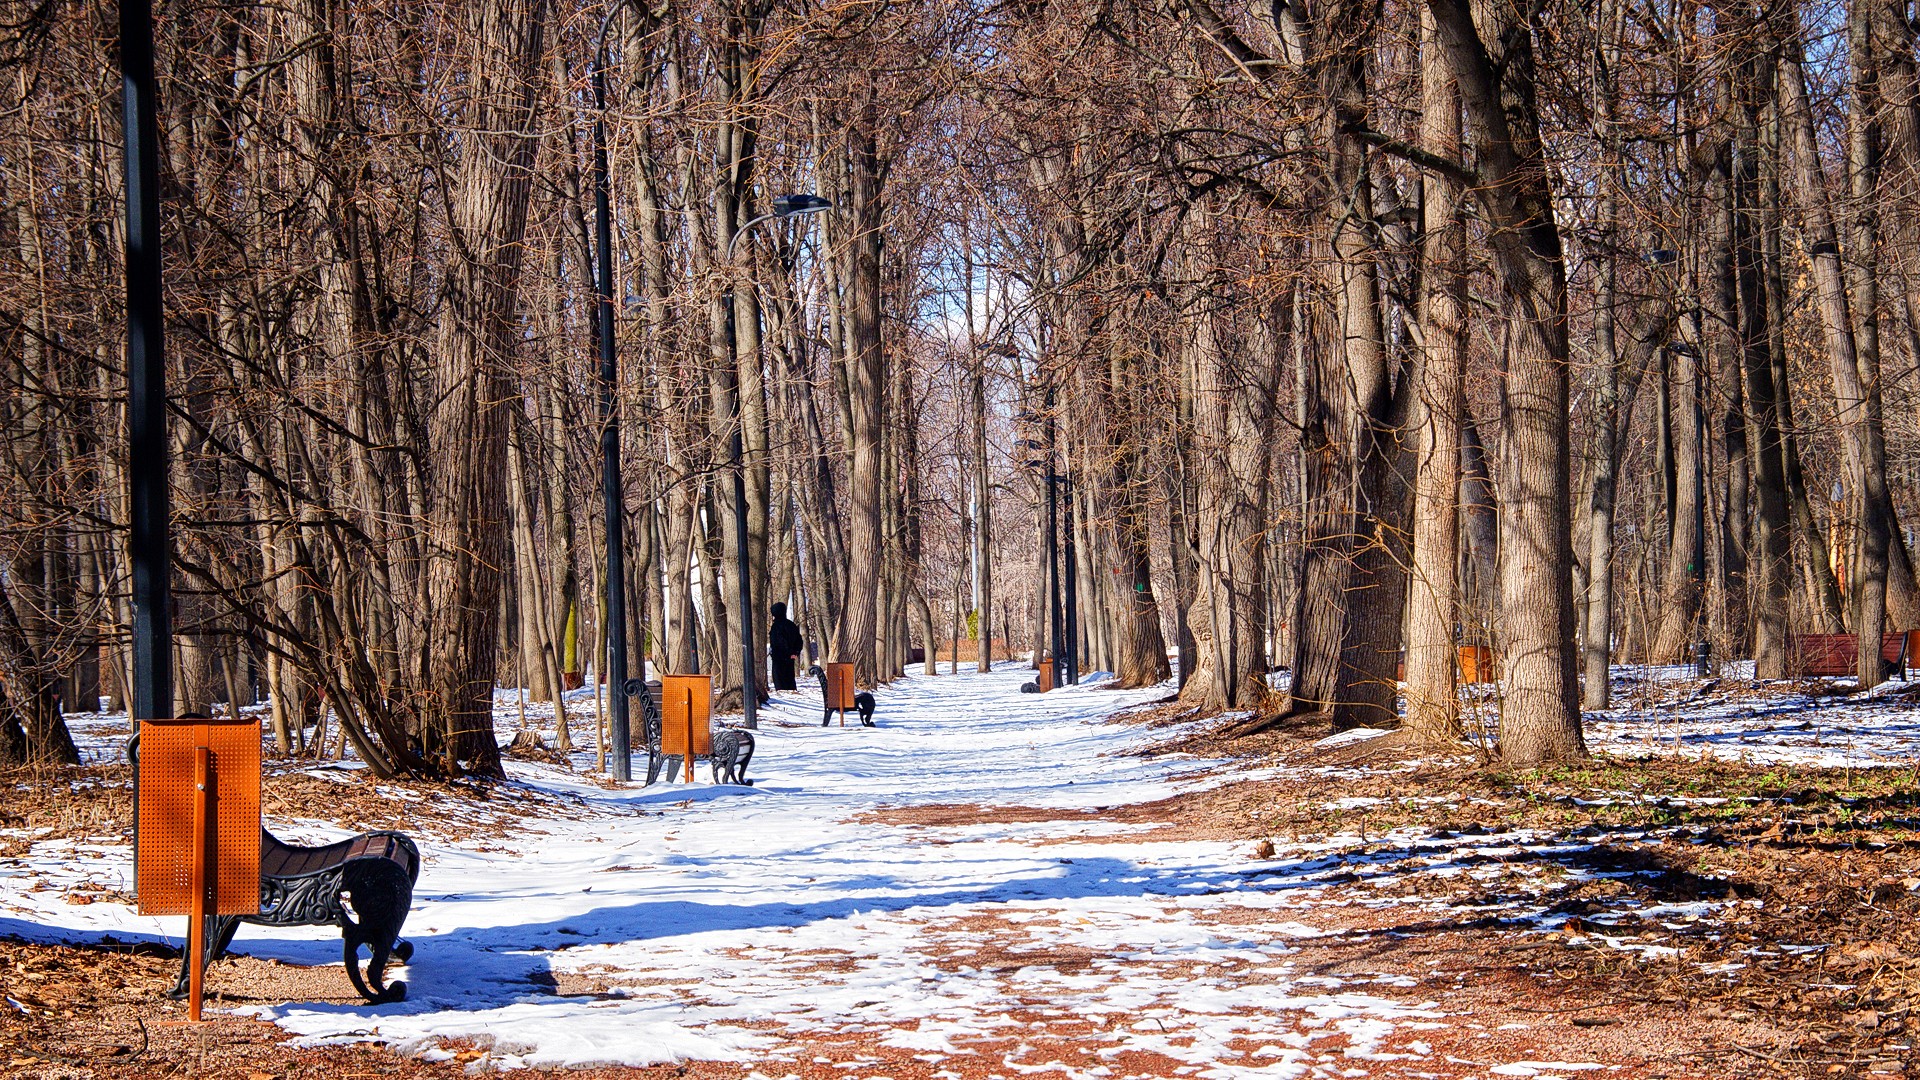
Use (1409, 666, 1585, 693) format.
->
(1788, 632, 1912, 679)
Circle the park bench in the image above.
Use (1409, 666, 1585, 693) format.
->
(1788, 632, 1911, 680)
(624, 679, 755, 785)
(130, 735, 420, 1004)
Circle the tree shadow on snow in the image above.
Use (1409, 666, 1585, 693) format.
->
(2, 815, 1761, 1023)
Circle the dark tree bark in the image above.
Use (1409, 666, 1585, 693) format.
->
(421, 0, 552, 774)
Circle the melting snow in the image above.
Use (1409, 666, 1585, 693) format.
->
(13, 658, 1920, 1074)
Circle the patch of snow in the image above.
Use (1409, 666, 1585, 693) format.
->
(1316, 728, 1394, 748)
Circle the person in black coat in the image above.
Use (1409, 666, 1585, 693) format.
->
(768, 602, 803, 692)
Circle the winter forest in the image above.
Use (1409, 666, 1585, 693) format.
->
(17, 0, 1920, 1070)
(3, 0, 1919, 776)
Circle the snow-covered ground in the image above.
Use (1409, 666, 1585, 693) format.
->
(7, 661, 1920, 1076)
(18, 668, 1459, 1076)
(1582, 663, 1920, 767)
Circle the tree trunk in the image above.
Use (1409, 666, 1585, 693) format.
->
(834, 100, 888, 687)
(1178, 206, 1275, 714)
(1426, 0, 1584, 761)
(1731, 42, 1793, 678)
(1650, 336, 1705, 664)
(1782, 31, 1895, 686)
(973, 340, 994, 674)
(421, 0, 550, 774)
(1406, 6, 1467, 740)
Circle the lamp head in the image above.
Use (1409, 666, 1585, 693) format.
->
(772, 193, 833, 218)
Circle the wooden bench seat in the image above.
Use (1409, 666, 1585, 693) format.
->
(259, 830, 412, 880)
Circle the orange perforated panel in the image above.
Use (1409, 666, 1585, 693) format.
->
(1458, 646, 1497, 685)
(1036, 659, 1054, 694)
(136, 718, 260, 916)
(824, 662, 856, 710)
(659, 675, 713, 759)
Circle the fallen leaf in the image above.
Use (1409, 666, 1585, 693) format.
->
(1840, 941, 1905, 965)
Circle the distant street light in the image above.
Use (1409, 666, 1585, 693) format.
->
(591, 2, 633, 780)
(725, 194, 832, 729)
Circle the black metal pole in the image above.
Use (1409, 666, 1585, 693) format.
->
(592, 26, 630, 781)
(124, 0, 171, 723)
(1062, 473, 1078, 686)
(1044, 387, 1061, 678)
(1691, 383, 1706, 592)
(722, 288, 759, 730)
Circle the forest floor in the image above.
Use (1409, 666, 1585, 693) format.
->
(5, 664, 1920, 1079)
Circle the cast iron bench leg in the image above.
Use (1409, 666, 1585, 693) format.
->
(340, 858, 414, 1004)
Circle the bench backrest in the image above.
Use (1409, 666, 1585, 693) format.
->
(1789, 632, 1909, 676)
(633, 681, 665, 747)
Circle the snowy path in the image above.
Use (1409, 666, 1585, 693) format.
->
(3, 665, 1480, 1077)
(35, 661, 1900, 1075)
(244, 667, 1447, 1075)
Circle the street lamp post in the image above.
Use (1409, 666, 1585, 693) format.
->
(725, 194, 831, 730)
(1043, 385, 1062, 681)
(124, 0, 170, 724)
(1062, 472, 1077, 687)
(591, 5, 631, 780)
